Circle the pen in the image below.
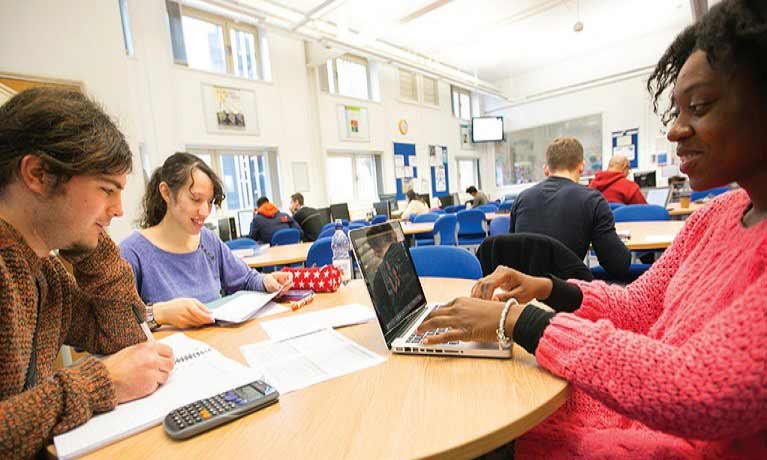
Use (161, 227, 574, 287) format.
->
(132, 304, 156, 344)
(290, 294, 314, 311)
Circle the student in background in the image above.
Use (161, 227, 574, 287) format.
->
(465, 185, 489, 207)
(588, 154, 647, 204)
(0, 87, 174, 459)
(419, 1, 767, 458)
(401, 189, 429, 220)
(120, 153, 292, 329)
(510, 137, 630, 279)
(289, 192, 322, 242)
(249, 196, 301, 244)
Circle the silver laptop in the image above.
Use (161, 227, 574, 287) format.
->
(646, 187, 671, 208)
(349, 222, 512, 358)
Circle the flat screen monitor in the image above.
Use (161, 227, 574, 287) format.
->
(237, 210, 254, 238)
(373, 201, 391, 219)
(646, 187, 671, 208)
(438, 194, 454, 208)
(316, 207, 332, 227)
(417, 194, 431, 208)
(471, 116, 504, 143)
(633, 171, 657, 188)
(218, 217, 237, 242)
(378, 193, 398, 211)
(329, 203, 351, 222)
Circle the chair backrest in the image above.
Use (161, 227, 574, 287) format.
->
(476, 203, 498, 213)
(320, 221, 349, 234)
(608, 202, 624, 211)
(270, 228, 301, 246)
(318, 226, 349, 240)
(497, 201, 514, 212)
(224, 237, 260, 250)
(443, 205, 462, 214)
(489, 215, 511, 236)
(410, 246, 482, 280)
(432, 214, 457, 246)
(349, 222, 367, 231)
(612, 204, 670, 222)
(371, 214, 388, 225)
(413, 212, 441, 223)
(690, 185, 731, 202)
(432, 209, 446, 214)
(350, 219, 369, 226)
(476, 234, 594, 281)
(456, 209, 487, 236)
(306, 237, 333, 267)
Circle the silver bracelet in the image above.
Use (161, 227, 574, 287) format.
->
(496, 297, 518, 350)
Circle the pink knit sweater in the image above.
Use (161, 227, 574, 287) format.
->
(517, 189, 767, 460)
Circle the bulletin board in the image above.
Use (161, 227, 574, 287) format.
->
(612, 128, 639, 169)
(429, 145, 449, 197)
(394, 142, 417, 200)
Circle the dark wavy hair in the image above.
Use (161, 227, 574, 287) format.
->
(139, 152, 225, 228)
(0, 87, 132, 194)
(648, 0, 767, 125)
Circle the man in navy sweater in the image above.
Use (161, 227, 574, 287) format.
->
(510, 137, 630, 280)
(249, 197, 302, 244)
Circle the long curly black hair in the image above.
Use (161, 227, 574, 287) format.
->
(647, 0, 767, 125)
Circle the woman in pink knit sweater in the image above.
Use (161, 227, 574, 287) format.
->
(417, 1, 767, 458)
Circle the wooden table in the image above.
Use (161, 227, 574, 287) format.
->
(242, 242, 312, 268)
(616, 221, 685, 250)
(667, 202, 705, 218)
(81, 279, 569, 460)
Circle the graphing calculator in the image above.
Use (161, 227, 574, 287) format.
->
(163, 380, 279, 440)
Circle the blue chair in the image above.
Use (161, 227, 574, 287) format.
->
(350, 219, 369, 226)
(613, 204, 670, 222)
(371, 214, 388, 225)
(475, 203, 498, 213)
(609, 203, 624, 211)
(318, 226, 349, 240)
(690, 186, 731, 202)
(456, 209, 487, 247)
(224, 238, 259, 250)
(271, 228, 301, 246)
(427, 214, 458, 246)
(349, 222, 366, 231)
(410, 246, 482, 280)
(413, 213, 441, 223)
(306, 237, 333, 267)
(412, 213, 441, 246)
(443, 205, 462, 214)
(321, 220, 349, 234)
(432, 209, 446, 214)
(489, 215, 511, 236)
(498, 201, 514, 213)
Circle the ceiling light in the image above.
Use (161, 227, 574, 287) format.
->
(573, 0, 584, 32)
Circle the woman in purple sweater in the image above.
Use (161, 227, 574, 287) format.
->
(419, 1, 766, 458)
(120, 153, 292, 328)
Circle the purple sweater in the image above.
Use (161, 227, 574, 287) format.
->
(119, 228, 265, 304)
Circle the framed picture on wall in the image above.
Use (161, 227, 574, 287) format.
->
(201, 84, 259, 135)
(336, 104, 369, 142)
(460, 123, 475, 150)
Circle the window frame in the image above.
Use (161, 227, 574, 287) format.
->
(325, 151, 382, 209)
(456, 157, 481, 192)
(319, 54, 373, 101)
(451, 85, 473, 121)
(422, 75, 439, 106)
(398, 68, 418, 102)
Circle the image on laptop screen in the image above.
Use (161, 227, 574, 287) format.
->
(646, 187, 670, 208)
(349, 222, 426, 335)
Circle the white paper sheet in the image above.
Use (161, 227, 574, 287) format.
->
(259, 303, 376, 342)
(644, 235, 674, 243)
(211, 291, 280, 323)
(240, 329, 386, 394)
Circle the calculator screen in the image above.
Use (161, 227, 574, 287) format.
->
(236, 385, 262, 399)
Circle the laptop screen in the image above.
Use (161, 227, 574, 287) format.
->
(349, 222, 427, 337)
(646, 187, 670, 207)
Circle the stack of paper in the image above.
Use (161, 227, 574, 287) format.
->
(259, 303, 376, 341)
(207, 291, 282, 323)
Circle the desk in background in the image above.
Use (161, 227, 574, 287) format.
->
(80, 278, 569, 460)
(242, 242, 312, 268)
(667, 201, 705, 218)
(616, 221, 685, 251)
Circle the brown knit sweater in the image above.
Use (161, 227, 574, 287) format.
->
(0, 219, 145, 459)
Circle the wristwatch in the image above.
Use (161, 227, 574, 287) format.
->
(496, 298, 518, 350)
(145, 303, 160, 330)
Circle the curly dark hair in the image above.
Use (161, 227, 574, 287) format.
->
(648, 0, 767, 125)
(139, 152, 225, 228)
(0, 87, 132, 194)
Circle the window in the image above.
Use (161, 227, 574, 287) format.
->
(118, 0, 134, 57)
(319, 54, 372, 100)
(187, 148, 281, 212)
(167, 3, 266, 80)
(422, 76, 439, 106)
(457, 158, 480, 192)
(326, 153, 382, 207)
(451, 86, 473, 120)
(399, 68, 417, 101)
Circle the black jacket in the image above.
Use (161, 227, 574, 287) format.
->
(293, 206, 322, 242)
(510, 176, 630, 279)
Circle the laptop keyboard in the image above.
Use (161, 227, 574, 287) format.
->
(406, 328, 459, 345)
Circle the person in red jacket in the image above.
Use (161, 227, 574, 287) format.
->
(588, 154, 647, 204)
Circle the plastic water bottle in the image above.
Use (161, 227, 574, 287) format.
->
(331, 219, 352, 285)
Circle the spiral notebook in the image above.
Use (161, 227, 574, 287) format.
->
(54, 333, 260, 459)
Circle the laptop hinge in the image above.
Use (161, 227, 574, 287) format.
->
(384, 304, 427, 345)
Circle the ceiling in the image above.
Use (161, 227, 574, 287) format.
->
(236, 0, 694, 83)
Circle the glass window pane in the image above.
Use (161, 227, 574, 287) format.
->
(336, 58, 369, 99)
(452, 88, 460, 118)
(230, 28, 257, 79)
(181, 16, 226, 74)
(458, 159, 476, 192)
(220, 155, 241, 210)
(327, 156, 355, 203)
(459, 92, 471, 120)
(355, 155, 378, 203)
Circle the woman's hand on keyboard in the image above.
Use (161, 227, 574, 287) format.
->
(471, 266, 552, 304)
(416, 297, 507, 344)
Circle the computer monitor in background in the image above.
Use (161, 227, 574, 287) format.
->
(373, 201, 391, 218)
(218, 217, 237, 242)
(316, 207, 332, 227)
(437, 194, 454, 208)
(237, 210, 254, 238)
(417, 194, 431, 208)
(378, 193, 398, 211)
(329, 203, 351, 222)
(646, 187, 671, 208)
(633, 171, 657, 188)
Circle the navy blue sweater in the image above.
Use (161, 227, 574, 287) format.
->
(510, 176, 630, 279)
